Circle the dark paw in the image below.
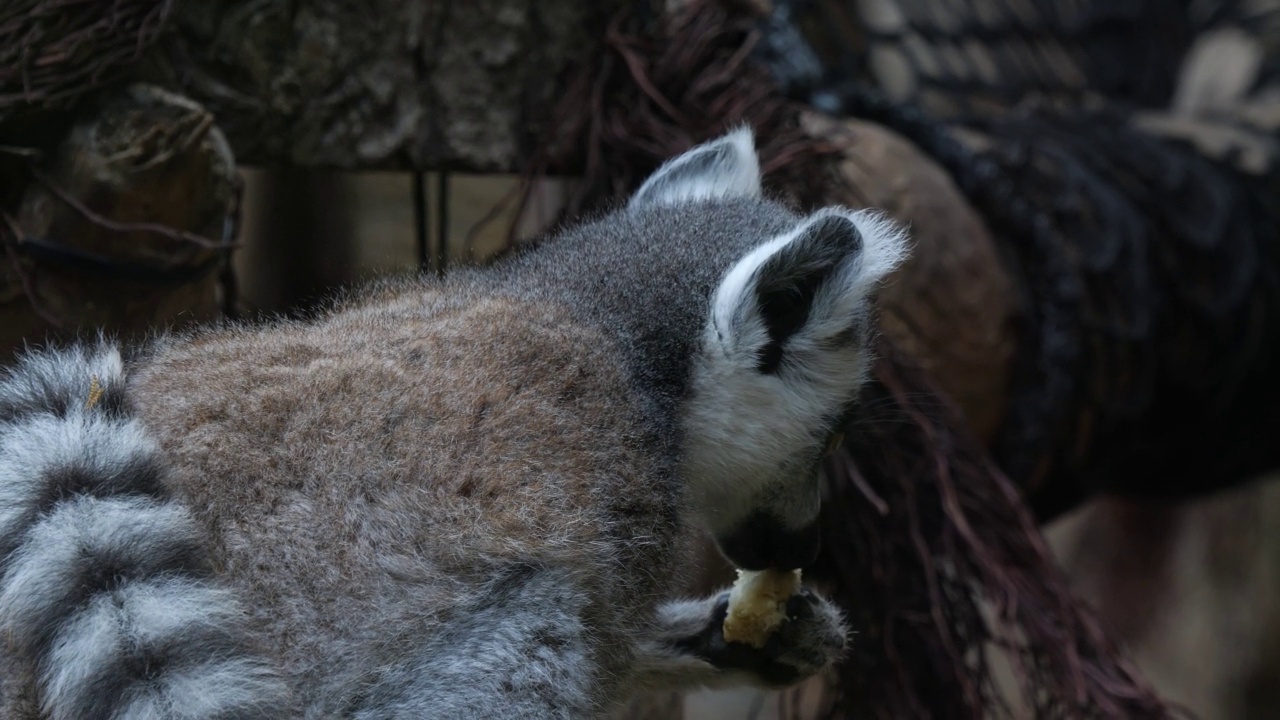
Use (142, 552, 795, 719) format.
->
(678, 588, 846, 687)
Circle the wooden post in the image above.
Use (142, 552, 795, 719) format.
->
(0, 84, 237, 358)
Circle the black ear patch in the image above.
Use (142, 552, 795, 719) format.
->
(753, 215, 863, 374)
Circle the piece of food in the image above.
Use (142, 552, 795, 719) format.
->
(722, 568, 802, 648)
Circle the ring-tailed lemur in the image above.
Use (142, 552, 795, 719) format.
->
(0, 128, 907, 718)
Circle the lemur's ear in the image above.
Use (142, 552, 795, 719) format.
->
(628, 127, 761, 210)
(709, 209, 908, 374)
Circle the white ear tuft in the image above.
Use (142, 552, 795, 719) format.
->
(628, 126, 762, 210)
(709, 208, 909, 374)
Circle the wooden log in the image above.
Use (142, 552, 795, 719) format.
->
(801, 112, 1019, 444)
(0, 84, 236, 359)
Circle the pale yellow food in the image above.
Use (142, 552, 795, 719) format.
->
(722, 568, 803, 648)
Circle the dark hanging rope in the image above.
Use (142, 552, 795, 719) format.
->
(436, 171, 450, 277)
(412, 171, 430, 274)
(0, 0, 175, 117)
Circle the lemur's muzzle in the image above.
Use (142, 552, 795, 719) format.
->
(716, 510, 820, 571)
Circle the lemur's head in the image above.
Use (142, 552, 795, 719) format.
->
(629, 128, 908, 571)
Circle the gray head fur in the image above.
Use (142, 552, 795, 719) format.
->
(487, 127, 909, 570)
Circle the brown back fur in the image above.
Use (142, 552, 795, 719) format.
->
(128, 282, 692, 711)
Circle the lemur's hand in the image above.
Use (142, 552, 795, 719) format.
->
(677, 586, 846, 687)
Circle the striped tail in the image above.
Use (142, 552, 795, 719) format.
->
(0, 343, 290, 719)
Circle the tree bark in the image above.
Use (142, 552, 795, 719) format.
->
(152, 0, 622, 172)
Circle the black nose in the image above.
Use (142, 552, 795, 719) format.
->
(716, 510, 820, 571)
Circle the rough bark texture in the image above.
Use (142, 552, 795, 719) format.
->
(0, 84, 236, 359)
(152, 0, 622, 171)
